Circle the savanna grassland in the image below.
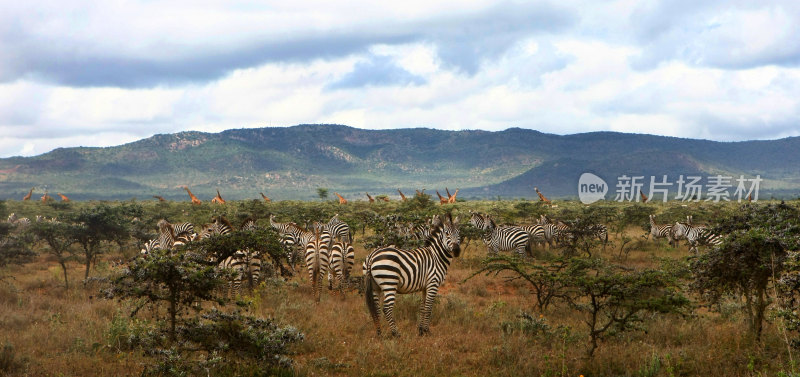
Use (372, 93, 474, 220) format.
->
(2, 197, 800, 376)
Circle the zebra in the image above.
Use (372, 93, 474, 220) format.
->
(7, 213, 31, 227)
(649, 215, 675, 246)
(482, 218, 531, 257)
(198, 216, 262, 296)
(327, 214, 353, 243)
(364, 213, 461, 336)
(469, 211, 492, 231)
(156, 219, 182, 249)
(588, 223, 609, 250)
(171, 222, 197, 244)
(329, 241, 355, 293)
(270, 215, 306, 269)
(305, 227, 332, 302)
(140, 238, 161, 255)
(672, 221, 723, 253)
(535, 215, 566, 248)
(520, 224, 547, 250)
(472, 211, 536, 254)
(218, 249, 262, 297)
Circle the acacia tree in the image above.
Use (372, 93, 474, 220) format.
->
(69, 204, 130, 283)
(107, 234, 302, 375)
(562, 258, 689, 356)
(30, 221, 77, 289)
(466, 255, 570, 311)
(316, 188, 329, 200)
(0, 201, 36, 281)
(691, 203, 800, 340)
(469, 255, 689, 357)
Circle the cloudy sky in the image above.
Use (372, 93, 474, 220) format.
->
(1, 1, 799, 157)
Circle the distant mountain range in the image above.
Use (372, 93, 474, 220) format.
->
(1, 124, 798, 201)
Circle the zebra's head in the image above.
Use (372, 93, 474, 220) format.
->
(673, 222, 689, 239)
(432, 213, 461, 257)
(198, 223, 217, 239)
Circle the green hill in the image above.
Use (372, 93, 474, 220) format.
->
(0, 124, 798, 201)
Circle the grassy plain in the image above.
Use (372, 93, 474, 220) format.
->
(1, 199, 799, 376)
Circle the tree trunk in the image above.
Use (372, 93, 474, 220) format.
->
(83, 249, 92, 284)
(60, 261, 69, 290)
(754, 286, 767, 341)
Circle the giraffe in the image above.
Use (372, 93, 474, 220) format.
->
(436, 190, 449, 205)
(748, 193, 753, 202)
(640, 191, 649, 203)
(334, 192, 348, 204)
(183, 186, 202, 205)
(211, 189, 226, 204)
(260, 192, 272, 202)
(41, 190, 52, 202)
(365, 192, 375, 203)
(415, 189, 426, 197)
(534, 187, 551, 203)
(153, 195, 166, 202)
(380, 196, 390, 202)
(397, 189, 407, 201)
(22, 187, 34, 201)
(448, 188, 459, 203)
(57, 193, 70, 202)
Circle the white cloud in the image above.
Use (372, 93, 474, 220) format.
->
(1, 1, 799, 157)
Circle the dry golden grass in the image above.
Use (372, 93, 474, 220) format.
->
(1, 229, 798, 376)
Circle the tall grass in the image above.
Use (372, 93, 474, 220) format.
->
(1, 199, 799, 375)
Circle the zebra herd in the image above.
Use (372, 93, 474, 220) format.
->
(268, 214, 355, 301)
(469, 211, 608, 257)
(649, 215, 723, 253)
(139, 215, 262, 297)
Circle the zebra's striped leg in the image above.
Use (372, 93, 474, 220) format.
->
(381, 288, 399, 337)
(418, 285, 439, 336)
(516, 246, 526, 258)
(364, 274, 383, 336)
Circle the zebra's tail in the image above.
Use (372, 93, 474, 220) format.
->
(364, 262, 380, 335)
(313, 248, 321, 302)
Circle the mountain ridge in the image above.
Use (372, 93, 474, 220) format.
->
(0, 124, 798, 201)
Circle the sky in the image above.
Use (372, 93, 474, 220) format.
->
(1, 1, 799, 158)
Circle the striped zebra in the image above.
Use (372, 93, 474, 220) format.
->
(327, 214, 353, 243)
(329, 241, 355, 293)
(270, 215, 306, 269)
(7, 213, 31, 227)
(156, 219, 182, 249)
(140, 238, 161, 255)
(588, 223, 609, 250)
(469, 211, 492, 231)
(305, 227, 332, 302)
(536, 215, 566, 248)
(520, 224, 547, 250)
(672, 221, 723, 253)
(482, 218, 531, 257)
(218, 249, 261, 297)
(236, 217, 263, 292)
(199, 216, 262, 297)
(364, 214, 461, 336)
(649, 215, 675, 246)
(171, 221, 197, 244)
(141, 219, 187, 255)
(472, 211, 535, 255)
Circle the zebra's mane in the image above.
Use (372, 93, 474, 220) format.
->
(241, 216, 258, 229)
(213, 215, 233, 231)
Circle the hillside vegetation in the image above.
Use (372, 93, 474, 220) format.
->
(1, 124, 798, 201)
